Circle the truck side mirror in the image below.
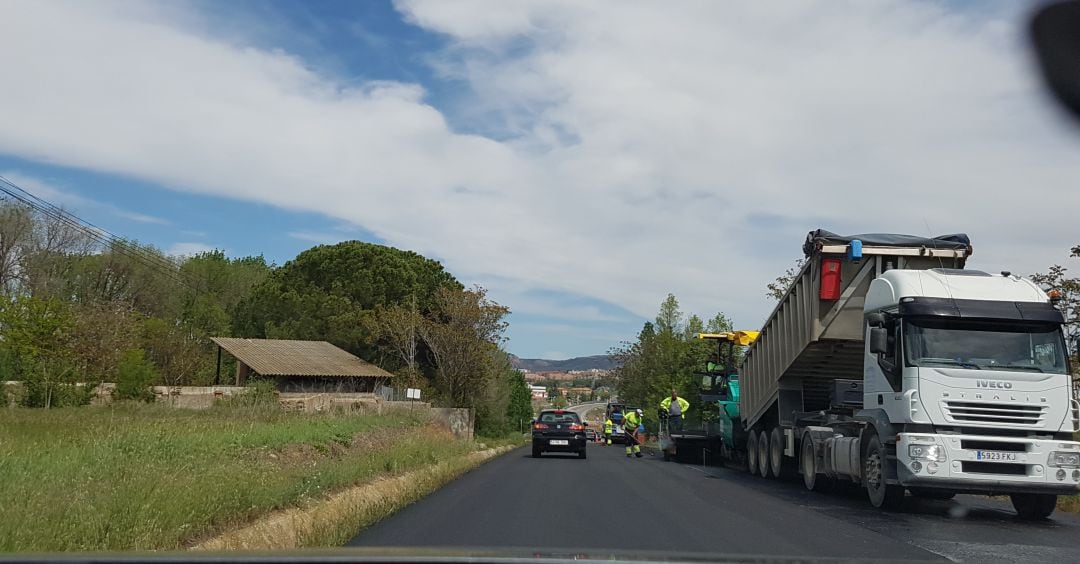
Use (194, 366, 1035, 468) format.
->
(869, 327, 888, 354)
(866, 312, 886, 328)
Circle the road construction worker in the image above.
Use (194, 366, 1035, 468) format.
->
(660, 390, 690, 432)
(604, 417, 614, 445)
(624, 408, 644, 458)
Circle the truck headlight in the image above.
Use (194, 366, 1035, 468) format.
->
(909, 444, 947, 462)
(1047, 451, 1080, 468)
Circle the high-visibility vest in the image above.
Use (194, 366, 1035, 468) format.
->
(625, 411, 641, 429)
(604, 419, 613, 433)
(660, 396, 690, 415)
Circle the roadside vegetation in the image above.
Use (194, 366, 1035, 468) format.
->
(0, 403, 482, 552)
(0, 201, 531, 437)
(610, 294, 735, 430)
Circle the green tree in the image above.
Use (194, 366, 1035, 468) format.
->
(113, 349, 158, 402)
(1031, 245, 1080, 374)
(0, 295, 86, 407)
(234, 241, 460, 359)
(612, 294, 736, 426)
(507, 369, 533, 430)
(418, 286, 509, 408)
(766, 258, 806, 301)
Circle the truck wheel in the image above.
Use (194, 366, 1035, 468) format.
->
(757, 430, 771, 478)
(1010, 493, 1057, 520)
(769, 427, 793, 479)
(864, 435, 904, 509)
(801, 432, 832, 492)
(909, 487, 954, 501)
(747, 431, 759, 475)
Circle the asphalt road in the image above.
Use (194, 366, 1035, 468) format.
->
(349, 442, 1080, 562)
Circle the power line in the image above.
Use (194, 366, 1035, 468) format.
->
(0, 175, 200, 292)
(0, 175, 188, 275)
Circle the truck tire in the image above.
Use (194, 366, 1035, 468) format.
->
(758, 430, 771, 478)
(747, 431, 759, 475)
(801, 431, 832, 492)
(864, 435, 904, 509)
(769, 427, 793, 479)
(1011, 493, 1057, 520)
(909, 487, 954, 501)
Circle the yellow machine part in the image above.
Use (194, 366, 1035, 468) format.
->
(695, 330, 760, 346)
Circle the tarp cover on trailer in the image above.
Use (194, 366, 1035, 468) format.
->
(802, 230, 971, 258)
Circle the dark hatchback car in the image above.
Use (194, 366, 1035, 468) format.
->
(532, 409, 587, 459)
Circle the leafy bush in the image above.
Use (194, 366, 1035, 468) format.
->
(217, 379, 279, 407)
(113, 349, 158, 402)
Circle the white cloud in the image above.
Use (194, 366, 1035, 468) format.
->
(166, 242, 215, 257)
(1, 171, 170, 225)
(1, 0, 1077, 339)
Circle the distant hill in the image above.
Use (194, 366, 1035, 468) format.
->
(509, 354, 618, 372)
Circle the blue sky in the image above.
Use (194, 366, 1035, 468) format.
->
(1, 1, 1077, 359)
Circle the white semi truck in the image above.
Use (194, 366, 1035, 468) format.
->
(740, 230, 1080, 519)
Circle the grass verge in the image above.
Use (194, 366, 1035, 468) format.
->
(192, 445, 517, 550)
(0, 403, 475, 552)
(1059, 495, 1080, 513)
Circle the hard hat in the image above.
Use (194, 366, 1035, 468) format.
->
(636, 408, 643, 415)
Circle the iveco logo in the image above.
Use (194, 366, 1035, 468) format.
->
(977, 380, 1013, 389)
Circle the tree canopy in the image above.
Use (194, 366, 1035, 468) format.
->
(234, 241, 461, 358)
(611, 294, 734, 425)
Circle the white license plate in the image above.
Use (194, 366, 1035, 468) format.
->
(549, 439, 569, 446)
(976, 450, 1017, 461)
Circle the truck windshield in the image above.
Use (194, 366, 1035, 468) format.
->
(904, 318, 1067, 374)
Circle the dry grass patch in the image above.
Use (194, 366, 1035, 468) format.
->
(192, 445, 516, 550)
(0, 403, 473, 552)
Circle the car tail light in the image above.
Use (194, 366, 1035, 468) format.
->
(569, 424, 584, 431)
(532, 423, 549, 430)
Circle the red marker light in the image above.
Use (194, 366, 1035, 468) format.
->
(532, 423, 548, 430)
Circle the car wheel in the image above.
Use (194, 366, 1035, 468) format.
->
(578, 449, 587, 460)
(532, 446, 542, 458)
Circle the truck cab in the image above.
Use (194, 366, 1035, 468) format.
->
(863, 269, 1080, 507)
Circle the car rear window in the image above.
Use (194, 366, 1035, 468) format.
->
(539, 412, 581, 424)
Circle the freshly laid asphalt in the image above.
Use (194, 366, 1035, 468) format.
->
(349, 441, 1080, 562)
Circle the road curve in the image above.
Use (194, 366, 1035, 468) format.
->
(349, 441, 1080, 562)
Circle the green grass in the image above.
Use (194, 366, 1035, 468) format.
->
(0, 403, 474, 552)
(1059, 494, 1080, 513)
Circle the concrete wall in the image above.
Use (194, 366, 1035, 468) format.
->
(152, 386, 248, 409)
(431, 407, 474, 441)
(2, 382, 474, 440)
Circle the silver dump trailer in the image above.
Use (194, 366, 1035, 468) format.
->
(741, 230, 971, 434)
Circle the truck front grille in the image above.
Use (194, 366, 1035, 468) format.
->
(943, 401, 1045, 426)
(961, 461, 1027, 475)
(960, 439, 1027, 452)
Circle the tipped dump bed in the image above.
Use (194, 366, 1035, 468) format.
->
(740, 230, 971, 430)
